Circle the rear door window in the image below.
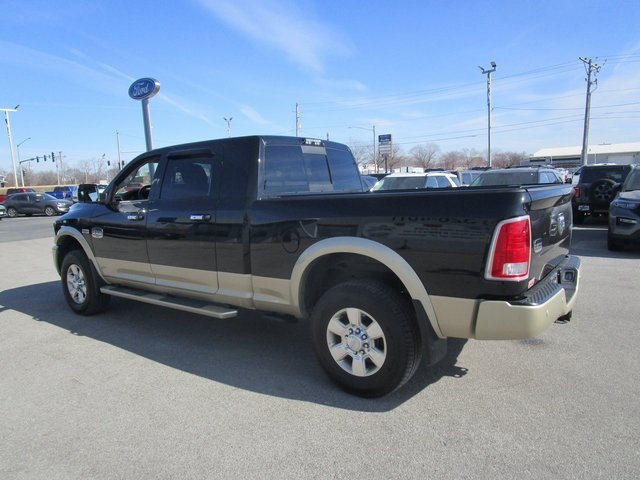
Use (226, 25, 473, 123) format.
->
(582, 167, 629, 183)
(262, 142, 362, 196)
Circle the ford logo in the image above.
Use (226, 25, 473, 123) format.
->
(128, 78, 160, 101)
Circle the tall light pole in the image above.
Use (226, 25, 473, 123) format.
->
(224, 117, 233, 137)
(1, 105, 20, 187)
(478, 62, 497, 167)
(349, 125, 376, 172)
(16, 137, 31, 186)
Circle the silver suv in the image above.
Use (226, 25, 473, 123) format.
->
(371, 171, 460, 191)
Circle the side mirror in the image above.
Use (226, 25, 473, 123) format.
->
(77, 184, 101, 203)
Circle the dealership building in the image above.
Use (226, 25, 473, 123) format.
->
(528, 142, 640, 168)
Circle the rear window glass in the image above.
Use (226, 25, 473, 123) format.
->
(262, 143, 362, 196)
(581, 167, 629, 183)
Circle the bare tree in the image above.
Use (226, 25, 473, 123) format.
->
(461, 148, 484, 169)
(492, 151, 528, 168)
(348, 139, 376, 173)
(409, 143, 440, 170)
(438, 151, 464, 171)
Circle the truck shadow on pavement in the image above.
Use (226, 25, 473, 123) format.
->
(1, 282, 468, 412)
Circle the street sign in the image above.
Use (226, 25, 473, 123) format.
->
(378, 134, 392, 145)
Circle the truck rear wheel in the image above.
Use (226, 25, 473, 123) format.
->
(311, 280, 420, 397)
(61, 250, 110, 315)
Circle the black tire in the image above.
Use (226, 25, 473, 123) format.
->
(311, 280, 421, 397)
(589, 179, 617, 205)
(44, 206, 56, 216)
(7, 207, 17, 218)
(60, 250, 110, 315)
(607, 233, 623, 251)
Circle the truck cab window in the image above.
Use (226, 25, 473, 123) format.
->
(263, 143, 362, 196)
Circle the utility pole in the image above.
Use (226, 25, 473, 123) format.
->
(373, 125, 377, 172)
(1, 105, 20, 187)
(16, 137, 30, 186)
(579, 57, 601, 166)
(116, 130, 122, 170)
(295, 103, 301, 137)
(478, 62, 497, 167)
(57, 151, 63, 183)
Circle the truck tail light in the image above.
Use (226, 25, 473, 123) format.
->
(573, 186, 580, 198)
(486, 215, 531, 282)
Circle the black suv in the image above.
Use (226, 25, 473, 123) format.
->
(572, 164, 632, 224)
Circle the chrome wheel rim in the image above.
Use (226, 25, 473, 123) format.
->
(326, 308, 387, 377)
(66, 264, 87, 305)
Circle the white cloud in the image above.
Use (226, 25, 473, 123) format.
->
(197, 0, 353, 73)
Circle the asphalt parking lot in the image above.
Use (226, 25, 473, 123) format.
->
(0, 216, 638, 479)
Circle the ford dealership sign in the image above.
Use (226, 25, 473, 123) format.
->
(128, 78, 160, 101)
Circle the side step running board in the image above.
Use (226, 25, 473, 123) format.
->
(100, 285, 238, 319)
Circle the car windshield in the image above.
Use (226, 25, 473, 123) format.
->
(622, 169, 640, 191)
(38, 193, 58, 200)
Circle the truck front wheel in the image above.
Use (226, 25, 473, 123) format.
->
(61, 250, 110, 315)
(311, 280, 420, 397)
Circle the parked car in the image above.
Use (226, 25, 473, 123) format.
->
(3, 192, 73, 217)
(572, 164, 632, 224)
(0, 187, 36, 204)
(607, 165, 640, 250)
(0, 204, 6, 220)
(470, 167, 564, 186)
(371, 171, 460, 191)
(571, 163, 616, 188)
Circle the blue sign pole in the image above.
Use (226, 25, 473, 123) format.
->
(129, 78, 160, 152)
(141, 98, 153, 151)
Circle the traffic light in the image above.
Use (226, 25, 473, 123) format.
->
(36, 156, 40, 163)
(51, 152, 55, 162)
(43, 154, 48, 162)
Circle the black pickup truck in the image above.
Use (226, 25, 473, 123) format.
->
(53, 136, 580, 397)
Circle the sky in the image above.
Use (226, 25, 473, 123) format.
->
(1, 0, 640, 178)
